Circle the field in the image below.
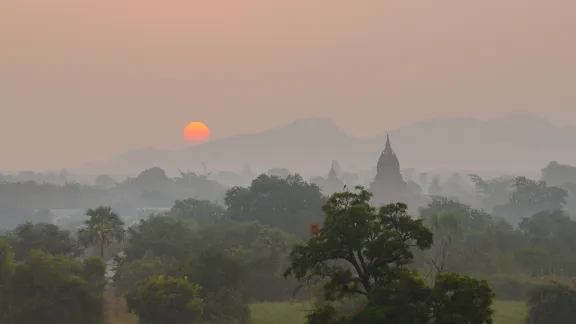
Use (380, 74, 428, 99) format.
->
(114, 300, 527, 324)
(249, 300, 527, 324)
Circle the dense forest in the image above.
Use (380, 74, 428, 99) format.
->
(2, 161, 576, 323)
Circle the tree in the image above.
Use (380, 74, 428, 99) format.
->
(468, 174, 514, 212)
(125, 275, 204, 324)
(6, 221, 82, 261)
(284, 187, 494, 323)
(171, 198, 225, 225)
(418, 197, 498, 276)
(121, 214, 196, 263)
(94, 174, 117, 189)
(0, 240, 15, 323)
(541, 161, 576, 187)
(78, 205, 126, 259)
(225, 173, 324, 237)
(430, 273, 494, 324)
(494, 177, 567, 224)
(196, 220, 300, 301)
(112, 252, 169, 295)
(514, 210, 576, 275)
(526, 282, 576, 324)
(5, 250, 106, 324)
(117, 243, 251, 324)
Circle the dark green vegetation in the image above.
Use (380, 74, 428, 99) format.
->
(2, 168, 576, 323)
(285, 188, 494, 323)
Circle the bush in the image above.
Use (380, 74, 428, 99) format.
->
(526, 282, 576, 324)
(489, 275, 535, 301)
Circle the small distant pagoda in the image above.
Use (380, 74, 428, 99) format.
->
(312, 161, 345, 196)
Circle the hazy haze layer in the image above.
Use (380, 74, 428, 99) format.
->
(1, 0, 575, 170)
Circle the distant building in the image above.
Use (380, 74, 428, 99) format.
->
(311, 161, 345, 196)
(324, 161, 345, 195)
(369, 135, 417, 207)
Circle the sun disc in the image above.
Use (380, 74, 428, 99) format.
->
(183, 122, 210, 144)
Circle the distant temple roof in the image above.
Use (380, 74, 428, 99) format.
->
(376, 134, 400, 175)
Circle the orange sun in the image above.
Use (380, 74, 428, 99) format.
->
(183, 122, 211, 144)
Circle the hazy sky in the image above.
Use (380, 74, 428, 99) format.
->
(1, 0, 575, 170)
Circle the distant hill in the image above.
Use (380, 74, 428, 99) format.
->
(77, 114, 576, 176)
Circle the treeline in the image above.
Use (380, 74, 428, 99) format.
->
(0, 167, 225, 229)
(2, 173, 576, 322)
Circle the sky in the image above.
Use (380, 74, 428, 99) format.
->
(1, 0, 575, 170)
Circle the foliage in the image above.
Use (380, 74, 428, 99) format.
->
(526, 282, 576, 324)
(494, 177, 567, 225)
(431, 272, 495, 324)
(0, 240, 15, 323)
(171, 197, 225, 225)
(113, 253, 169, 295)
(125, 275, 204, 324)
(286, 187, 432, 301)
(468, 174, 514, 212)
(121, 214, 197, 263)
(225, 173, 324, 237)
(285, 187, 494, 323)
(197, 220, 301, 301)
(0, 167, 227, 230)
(541, 161, 576, 187)
(5, 221, 82, 260)
(78, 205, 126, 259)
(114, 215, 254, 323)
(417, 197, 509, 276)
(3, 250, 106, 324)
(513, 210, 576, 276)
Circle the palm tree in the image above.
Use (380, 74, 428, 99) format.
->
(78, 205, 125, 259)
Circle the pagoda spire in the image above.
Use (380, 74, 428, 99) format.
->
(383, 133, 394, 154)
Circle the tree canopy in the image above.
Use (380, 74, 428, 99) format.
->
(125, 275, 204, 324)
(225, 173, 324, 237)
(78, 205, 126, 259)
(285, 187, 494, 323)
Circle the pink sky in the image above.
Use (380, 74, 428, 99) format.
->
(1, 0, 575, 170)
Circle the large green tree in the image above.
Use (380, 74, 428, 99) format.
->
(78, 205, 126, 259)
(285, 187, 494, 324)
(225, 173, 324, 237)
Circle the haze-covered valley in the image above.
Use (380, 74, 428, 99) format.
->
(4, 116, 576, 324)
(3, 0, 576, 322)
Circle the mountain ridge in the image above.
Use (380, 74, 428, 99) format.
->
(78, 114, 576, 176)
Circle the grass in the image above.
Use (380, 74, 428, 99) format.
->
(492, 300, 528, 324)
(249, 300, 527, 324)
(250, 302, 310, 324)
(110, 299, 528, 324)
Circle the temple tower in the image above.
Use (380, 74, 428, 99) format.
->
(369, 134, 410, 205)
